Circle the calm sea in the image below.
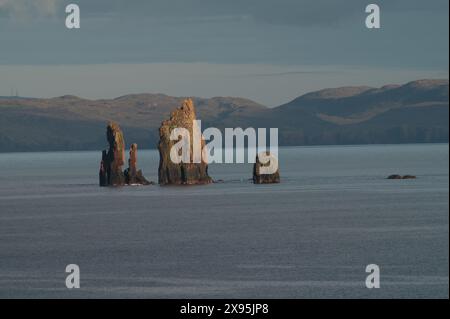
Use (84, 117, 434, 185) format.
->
(0, 144, 448, 298)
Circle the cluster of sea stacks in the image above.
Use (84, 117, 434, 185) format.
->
(99, 122, 151, 186)
(99, 98, 281, 186)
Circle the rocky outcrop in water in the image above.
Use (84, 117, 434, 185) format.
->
(158, 98, 212, 185)
(387, 174, 417, 179)
(99, 122, 126, 186)
(124, 143, 151, 185)
(99, 123, 152, 186)
(253, 151, 280, 184)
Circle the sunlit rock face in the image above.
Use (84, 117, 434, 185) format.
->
(124, 143, 151, 185)
(99, 123, 152, 187)
(158, 98, 212, 185)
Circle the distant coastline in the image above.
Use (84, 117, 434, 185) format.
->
(0, 79, 448, 153)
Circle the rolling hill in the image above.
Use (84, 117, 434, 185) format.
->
(0, 79, 448, 152)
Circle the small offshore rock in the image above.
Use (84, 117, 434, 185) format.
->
(253, 151, 280, 184)
(387, 174, 417, 180)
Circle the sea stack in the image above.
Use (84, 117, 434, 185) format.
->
(124, 143, 151, 185)
(158, 98, 212, 185)
(99, 122, 126, 186)
(253, 151, 280, 184)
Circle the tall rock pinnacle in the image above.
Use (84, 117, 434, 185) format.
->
(99, 122, 126, 186)
(124, 143, 151, 185)
(158, 98, 212, 185)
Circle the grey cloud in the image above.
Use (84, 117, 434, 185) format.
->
(3, 0, 446, 27)
(0, 0, 447, 104)
(240, 70, 341, 78)
(63, 0, 449, 27)
(0, 0, 59, 18)
(0, 0, 447, 69)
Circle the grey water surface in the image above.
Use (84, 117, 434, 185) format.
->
(0, 144, 448, 298)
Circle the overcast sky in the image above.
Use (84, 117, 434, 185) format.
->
(0, 0, 448, 105)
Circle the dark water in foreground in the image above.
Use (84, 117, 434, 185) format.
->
(0, 144, 448, 298)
